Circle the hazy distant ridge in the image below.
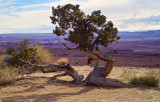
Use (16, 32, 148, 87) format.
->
(0, 30, 160, 42)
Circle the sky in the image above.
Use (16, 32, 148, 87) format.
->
(0, 0, 160, 34)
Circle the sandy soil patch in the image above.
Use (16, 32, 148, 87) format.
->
(0, 66, 160, 102)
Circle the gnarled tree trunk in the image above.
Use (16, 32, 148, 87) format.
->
(82, 60, 127, 87)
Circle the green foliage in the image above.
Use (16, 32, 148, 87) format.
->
(6, 39, 30, 55)
(129, 76, 159, 87)
(50, 4, 120, 50)
(6, 46, 15, 55)
(0, 39, 56, 86)
(5, 39, 55, 68)
(5, 39, 45, 67)
(11, 47, 41, 67)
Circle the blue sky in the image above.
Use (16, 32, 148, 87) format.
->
(0, 0, 160, 33)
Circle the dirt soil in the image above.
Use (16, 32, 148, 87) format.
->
(0, 66, 160, 102)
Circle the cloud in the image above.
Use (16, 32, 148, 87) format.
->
(121, 22, 160, 31)
(16, 0, 134, 9)
(117, 15, 160, 31)
(0, 0, 160, 33)
(0, 27, 53, 34)
(0, 0, 16, 7)
(12, 10, 52, 28)
(0, 9, 54, 33)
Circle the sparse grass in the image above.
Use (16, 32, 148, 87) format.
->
(129, 76, 159, 87)
(146, 69, 160, 81)
(0, 66, 19, 86)
(120, 68, 136, 83)
(120, 68, 160, 87)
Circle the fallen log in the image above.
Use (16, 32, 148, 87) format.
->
(20, 59, 84, 83)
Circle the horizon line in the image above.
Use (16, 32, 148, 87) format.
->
(0, 29, 160, 35)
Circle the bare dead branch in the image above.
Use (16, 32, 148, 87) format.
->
(20, 59, 84, 83)
(95, 47, 114, 62)
(58, 37, 79, 50)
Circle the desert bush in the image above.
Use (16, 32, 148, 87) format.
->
(6, 46, 15, 55)
(0, 66, 19, 86)
(146, 69, 160, 86)
(146, 69, 160, 80)
(32, 45, 55, 64)
(11, 47, 41, 67)
(6, 39, 55, 65)
(0, 55, 6, 65)
(6, 39, 30, 55)
(4, 39, 55, 78)
(57, 57, 68, 65)
(0, 54, 10, 66)
(129, 76, 159, 87)
(120, 68, 160, 87)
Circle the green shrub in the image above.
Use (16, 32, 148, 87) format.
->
(129, 76, 159, 87)
(6, 39, 30, 55)
(6, 39, 55, 66)
(11, 47, 41, 67)
(0, 66, 19, 86)
(6, 46, 15, 55)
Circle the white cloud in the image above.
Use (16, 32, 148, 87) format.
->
(121, 22, 160, 31)
(0, 0, 160, 33)
(0, 9, 54, 33)
(12, 10, 52, 28)
(0, 0, 16, 7)
(0, 10, 52, 28)
(16, 0, 134, 9)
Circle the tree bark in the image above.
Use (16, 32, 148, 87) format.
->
(21, 60, 84, 84)
(83, 58, 127, 87)
(90, 77, 127, 87)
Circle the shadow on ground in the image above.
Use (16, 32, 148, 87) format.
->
(1, 76, 129, 102)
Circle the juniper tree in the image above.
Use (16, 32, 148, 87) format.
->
(50, 4, 122, 86)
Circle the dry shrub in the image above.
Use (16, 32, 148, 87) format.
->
(0, 54, 12, 67)
(0, 55, 7, 65)
(57, 57, 68, 65)
(0, 55, 19, 86)
(32, 45, 56, 64)
(146, 69, 160, 81)
(120, 68, 160, 87)
(145, 69, 160, 87)
(0, 66, 19, 86)
(129, 76, 159, 87)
